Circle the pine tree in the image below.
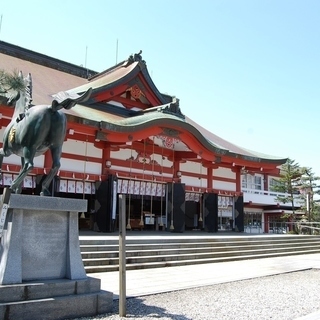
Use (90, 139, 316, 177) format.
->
(272, 158, 302, 218)
(0, 69, 25, 95)
(298, 167, 320, 221)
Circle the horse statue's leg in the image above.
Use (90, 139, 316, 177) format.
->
(40, 145, 62, 196)
(10, 147, 35, 193)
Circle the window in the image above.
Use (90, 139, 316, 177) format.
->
(244, 211, 262, 228)
(242, 174, 262, 191)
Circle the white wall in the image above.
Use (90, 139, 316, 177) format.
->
(213, 180, 236, 191)
(63, 139, 102, 158)
(60, 158, 102, 175)
(214, 167, 235, 179)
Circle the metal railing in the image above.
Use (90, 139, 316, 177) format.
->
(244, 221, 320, 235)
(242, 188, 302, 200)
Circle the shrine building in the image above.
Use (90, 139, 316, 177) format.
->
(0, 41, 298, 234)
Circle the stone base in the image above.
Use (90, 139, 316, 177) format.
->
(0, 277, 113, 320)
(0, 194, 88, 284)
(0, 194, 113, 319)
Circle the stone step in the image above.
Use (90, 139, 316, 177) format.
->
(82, 245, 320, 266)
(85, 247, 320, 273)
(81, 241, 320, 259)
(80, 238, 320, 252)
(80, 235, 320, 273)
(0, 291, 112, 320)
(79, 235, 319, 247)
(0, 278, 113, 320)
(0, 278, 101, 303)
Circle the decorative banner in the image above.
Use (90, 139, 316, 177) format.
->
(133, 180, 140, 195)
(84, 181, 92, 194)
(151, 182, 157, 196)
(218, 196, 233, 208)
(68, 180, 76, 193)
(76, 181, 84, 194)
(121, 179, 129, 194)
(140, 181, 146, 195)
(128, 180, 134, 194)
(156, 183, 162, 197)
(59, 180, 68, 192)
(146, 182, 152, 195)
(185, 192, 201, 202)
(23, 176, 33, 188)
(3, 174, 13, 186)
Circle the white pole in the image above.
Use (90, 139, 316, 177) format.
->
(0, 15, 3, 37)
(116, 39, 119, 65)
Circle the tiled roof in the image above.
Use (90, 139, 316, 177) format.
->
(185, 117, 285, 161)
(0, 53, 88, 105)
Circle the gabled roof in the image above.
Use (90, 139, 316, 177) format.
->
(67, 51, 172, 108)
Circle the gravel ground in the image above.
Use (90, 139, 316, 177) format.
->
(74, 269, 320, 320)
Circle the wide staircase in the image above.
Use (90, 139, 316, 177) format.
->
(80, 234, 320, 273)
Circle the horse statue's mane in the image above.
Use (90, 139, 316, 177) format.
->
(24, 72, 32, 110)
(0, 71, 92, 195)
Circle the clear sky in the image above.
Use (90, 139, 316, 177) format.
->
(1, 0, 319, 178)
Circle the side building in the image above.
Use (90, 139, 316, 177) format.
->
(0, 41, 299, 234)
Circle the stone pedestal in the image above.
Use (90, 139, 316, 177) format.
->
(0, 194, 113, 319)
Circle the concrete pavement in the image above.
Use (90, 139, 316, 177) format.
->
(90, 253, 320, 299)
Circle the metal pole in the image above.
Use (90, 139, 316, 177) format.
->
(119, 194, 126, 317)
(0, 15, 3, 37)
(307, 193, 311, 234)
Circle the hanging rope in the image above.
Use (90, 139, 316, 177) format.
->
(139, 139, 146, 227)
(199, 160, 203, 222)
(170, 143, 175, 230)
(126, 145, 133, 230)
(159, 140, 164, 228)
(80, 136, 88, 219)
(150, 136, 155, 222)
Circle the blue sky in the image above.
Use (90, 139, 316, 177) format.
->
(1, 0, 319, 178)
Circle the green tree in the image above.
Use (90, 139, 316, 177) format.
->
(272, 158, 302, 219)
(298, 167, 320, 221)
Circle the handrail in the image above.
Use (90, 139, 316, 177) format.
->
(242, 188, 300, 198)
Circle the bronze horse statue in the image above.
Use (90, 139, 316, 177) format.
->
(0, 71, 91, 195)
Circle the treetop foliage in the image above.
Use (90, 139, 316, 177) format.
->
(0, 69, 25, 95)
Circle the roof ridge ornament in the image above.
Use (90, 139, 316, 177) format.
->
(160, 98, 185, 119)
(125, 50, 145, 66)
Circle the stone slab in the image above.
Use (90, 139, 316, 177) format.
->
(6, 194, 87, 212)
(0, 290, 113, 320)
